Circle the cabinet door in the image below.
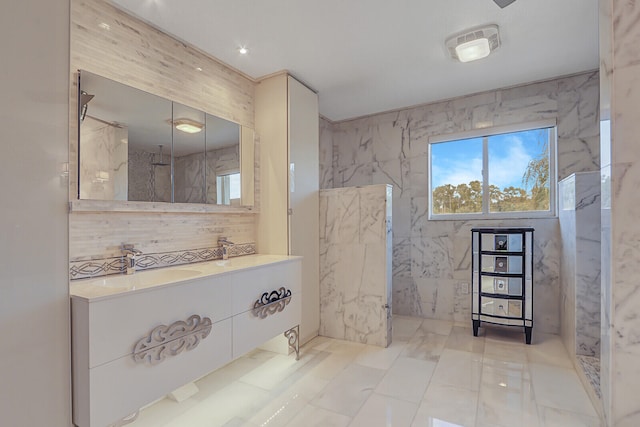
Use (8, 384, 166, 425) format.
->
(288, 76, 320, 341)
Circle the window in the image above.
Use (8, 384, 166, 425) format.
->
(216, 172, 241, 205)
(429, 121, 556, 219)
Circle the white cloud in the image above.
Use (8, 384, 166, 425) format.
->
(431, 135, 534, 190)
(488, 136, 533, 189)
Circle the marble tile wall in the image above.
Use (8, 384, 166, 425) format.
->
(128, 146, 172, 203)
(319, 184, 392, 347)
(325, 72, 599, 335)
(559, 172, 601, 362)
(319, 117, 334, 190)
(600, 1, 640, 425)
(79, 117, 128, 200)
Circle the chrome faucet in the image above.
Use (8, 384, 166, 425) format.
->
(217, 237, 234, 260)
(121, 244, 143, 275)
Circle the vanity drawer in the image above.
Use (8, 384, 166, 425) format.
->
(480, 233, 523, 252)
(74, 318, 232, 427)
(481, 297, 522, 318)
(481, 276, 523, 296)
(230, 260, 302, 315)
(74, 274, 232, 369)
(232, 293, 301, 358)
(481, 255, 523, 274)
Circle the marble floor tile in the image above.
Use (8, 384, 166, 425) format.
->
(526, 332, 574, 369)
(412, 383, 478, 427)
(392, 315, 423, 341)
(374, 356, 436, 403)
(354, 340, 405, 370)
(128, 316, 601, 427)
(310, 363, 386, 417)
(284, 405, 352, 427)
(445, 325, 485, 354)
(350, 393, 418, 427)
(538, 406, 602, 427)
(430, 349, 483, 391)
(401, 331, 449, 361)
(415, 318, 454, 336)
(530, 363, 598, 417)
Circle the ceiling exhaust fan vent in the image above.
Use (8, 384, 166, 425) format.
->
(445, 25, 501, 62)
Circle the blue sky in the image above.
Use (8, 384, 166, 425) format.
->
(431, 129, 548, 190)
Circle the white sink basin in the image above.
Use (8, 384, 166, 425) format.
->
(80, 268, 203, 290)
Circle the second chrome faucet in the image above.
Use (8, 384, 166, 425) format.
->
(217, 237, 234, 260)
(121, 243, 143, 275)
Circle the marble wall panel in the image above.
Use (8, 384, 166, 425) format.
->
(319, 185, 392, 347)
(79, 117, 128, 200)
(601, 1, 640, 425)
(325, 73, 598, 335)
(319, 117, 334, 190)
(559, 172, 601, 364)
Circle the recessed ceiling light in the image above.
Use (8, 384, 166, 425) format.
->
(445, 25, 501, 63)
(238, 46, 248, 55)
(195, 67, 203, 72)
(171, 118, 204, 134)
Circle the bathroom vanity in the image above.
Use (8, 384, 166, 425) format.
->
(471, 228, 534, 344)
(70, 255, 301, 427)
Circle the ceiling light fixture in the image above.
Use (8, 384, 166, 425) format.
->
(445, 24, 501, 63)
(172, 118, 204, 134)
(238, 46, 248, 55)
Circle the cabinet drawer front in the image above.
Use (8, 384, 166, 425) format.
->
(481, 297, 522, 319)
(232, 294, 301, 358)
(231, 260, 302, 315)
(480, 233, 523, 252)
(83, 275, 232, 369)
(481, 255, 523, 274)
(75, 318, 232, 427)
(480, 276, 522, 295)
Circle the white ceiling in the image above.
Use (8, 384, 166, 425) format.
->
(110, 0, 599, 122)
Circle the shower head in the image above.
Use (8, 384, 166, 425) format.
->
(151, 145, 170, 166)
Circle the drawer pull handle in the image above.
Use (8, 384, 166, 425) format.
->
(252, 287, 293, 319)
(132, 315, 212, 365)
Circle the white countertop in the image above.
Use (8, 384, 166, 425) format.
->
(70, 254, 302, 302)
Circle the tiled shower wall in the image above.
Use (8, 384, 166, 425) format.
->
(321, 71, 600, 334)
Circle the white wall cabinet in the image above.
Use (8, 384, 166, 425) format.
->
(71, 258, 301, 427)
(255, 73, 320, 344)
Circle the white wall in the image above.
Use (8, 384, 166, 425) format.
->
(0, 0, 71, 426)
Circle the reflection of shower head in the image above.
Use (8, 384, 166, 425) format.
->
(80, 90, 94, 123)
(151, 145, 170, 166)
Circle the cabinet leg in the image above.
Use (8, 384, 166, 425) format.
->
(284, 325, 300, 360)
(525, 326, 532, 345)
(472, 320, 480, 337)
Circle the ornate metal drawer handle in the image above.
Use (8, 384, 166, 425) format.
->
(132, 314, 212, 365)
(252, 287, 292, 319)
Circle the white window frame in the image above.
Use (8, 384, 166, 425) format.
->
(428, 120, 557, 220)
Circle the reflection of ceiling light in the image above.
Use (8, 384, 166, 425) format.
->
(98, 22, 111, 31)
(173, 118, 204, 134)
(195, 67, 203, 72)
(238, 46, 248, 55)
(445, 25, 500, 63)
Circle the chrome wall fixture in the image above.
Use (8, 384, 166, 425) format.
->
(132, 314, 213, 365)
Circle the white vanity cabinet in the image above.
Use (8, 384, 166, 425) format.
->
(71, 256, 301, 427)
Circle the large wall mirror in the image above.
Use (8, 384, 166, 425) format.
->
(77, 70, 254, 207)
